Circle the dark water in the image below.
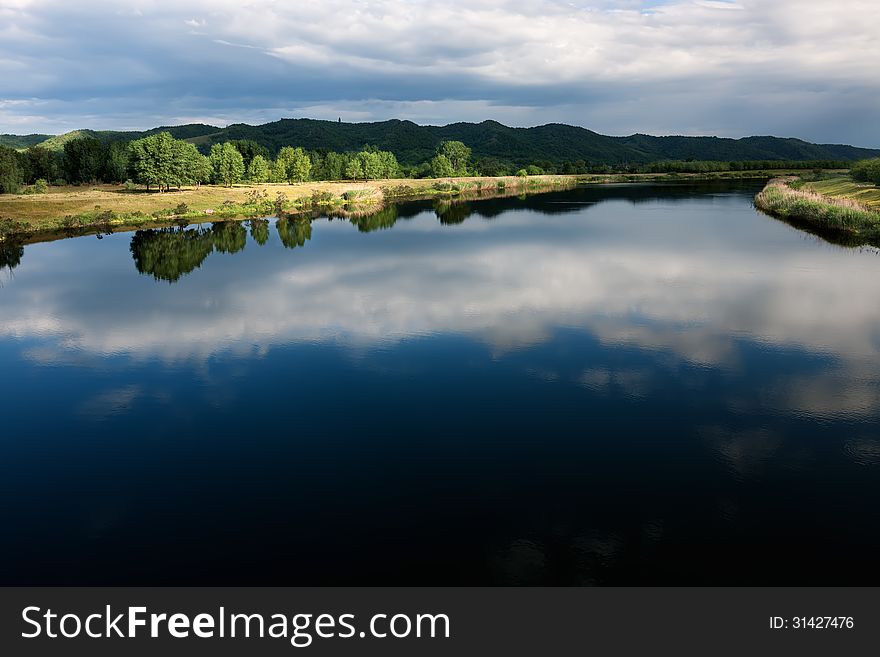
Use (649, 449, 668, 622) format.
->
(2, 181, 879, 585)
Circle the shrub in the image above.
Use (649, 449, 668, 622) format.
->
(174, 202, 189, 215)
(516, 169, 528, 178)
(244, 189, 269, 205)
(52, 178, 67, 187)
(311, 190, 336, 205)
(34, 179, 48, 194)
(851, 158, 880, 185)
(123, 179, 136, 191)
(274, 191, 288, 215)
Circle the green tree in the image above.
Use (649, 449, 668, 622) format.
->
(275, 146, 311, 183)
(24, 147, 61, 184)
(246, 154, 270, 183)
(163, 141, 206, 189)
(311, 150, 347, 180)
(345, 156, 364, 181)
(230, 140, 269, 170)
(63, 137, 104, 184)
(437, 140, 471, 176)
(0, 146, 23, 194)
(102, 142, 130, 183)
(129, 132, 176, 191)
(210, 142, 245, 187)
(357, 151, 382, 180)
(851, 158, 880, 185)
(191, 151, 212, 187)
(377, 151, 400, 178)
(430, 154, 454, 178)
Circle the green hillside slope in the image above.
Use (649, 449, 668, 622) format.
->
(0, 134, 53, 149)
(12, 119, 880, 165)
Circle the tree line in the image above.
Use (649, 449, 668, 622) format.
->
(0, 134, 408, 192)
(0, 131, 866, 196)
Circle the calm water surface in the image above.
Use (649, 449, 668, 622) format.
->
(2, 181, 879, 585)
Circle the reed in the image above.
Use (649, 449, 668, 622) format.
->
(754, 178, 880, 234)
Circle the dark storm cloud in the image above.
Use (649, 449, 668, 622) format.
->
(1, 0, 877, 146)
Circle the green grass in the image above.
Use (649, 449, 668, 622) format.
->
(804, 177, 880, 209)
(754, 177, 880, 237)
(0, 175, 576, 243)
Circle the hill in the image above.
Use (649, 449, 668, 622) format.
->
(0, 133, 53, 150)
(9, 119, 880, 165)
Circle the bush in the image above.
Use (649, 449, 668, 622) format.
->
(516, 169, 528, 178)
(174, 202, 189, 215)
(34, 178, 48, 194)
(244, 189, 269, 205)
(52, 178, 67, 187)
(123, 179, 136, 191)
(851, 158, 880, 185)
(310, 190, 336, 205)
(274, 191, 288, 215)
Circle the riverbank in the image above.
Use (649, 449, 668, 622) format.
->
(1, 168, 839, 244)
(754, 177, 880, 243)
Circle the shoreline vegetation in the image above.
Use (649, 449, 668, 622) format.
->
(1, 126, 869, 247)
(754, 173, 880, 246)
(0, 168, 842, 246)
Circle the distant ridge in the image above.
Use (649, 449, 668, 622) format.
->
(2, 119, 878, 165)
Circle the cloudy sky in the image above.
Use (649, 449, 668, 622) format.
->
(1, 0, 878, 145)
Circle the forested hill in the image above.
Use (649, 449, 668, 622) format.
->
(3, 119, 878, 166)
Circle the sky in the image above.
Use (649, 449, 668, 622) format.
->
(1, 0, 878, 145)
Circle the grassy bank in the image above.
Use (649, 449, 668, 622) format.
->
(0, 168, 837, 244)
(0, 175, 579, 243)
(800, 177, 880, 209)
(754, 176, 880, 242)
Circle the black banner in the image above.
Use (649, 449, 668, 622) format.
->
(0, 587, 876, 655)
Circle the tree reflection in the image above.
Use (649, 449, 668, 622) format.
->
(0, 240, 24, 273)
(249, 219, 270, 246)
(211, 221, 247, 254)
(276, 217, 312, 249)
(434, 200, 472, 225)
(350, 206, 398, 233)
(130, 227, 215, 283)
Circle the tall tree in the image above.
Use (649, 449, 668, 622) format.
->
(377, 151, 400, 178)
(344, 156, 364, 181)
(102, 141, 130, 183)
(430, 154, 454, 178)
(230, 140, 270, 170)
(129, 132, 176, 191)
(209, 142, 245, 187)
(24, 147, 61, 184)
(437, 141, 471, 176)
(356, 151, 382, 180)
(246, 155, 270, 183)
(276, 146, 311, 183)
(63, 137, 104, 184)
(0, 146, 23, 193)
